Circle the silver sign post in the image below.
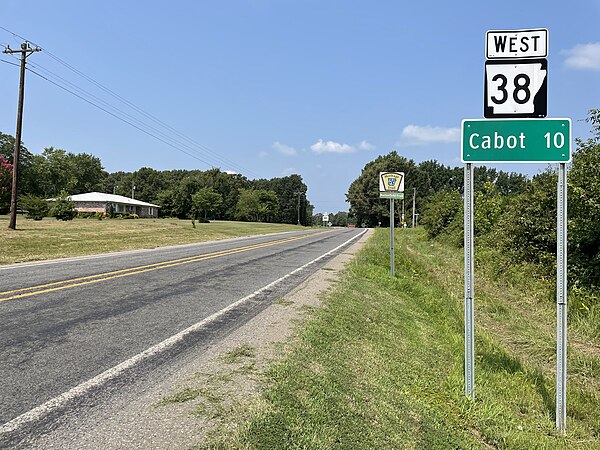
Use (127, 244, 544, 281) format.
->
(390, 198, 395, 276)
(556, 162, 568, 433)
(464, 162, 475, 399)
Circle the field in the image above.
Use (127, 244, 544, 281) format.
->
(205, 228, 600, 449)
(0, 216, 303, 265)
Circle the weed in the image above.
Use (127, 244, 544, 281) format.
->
(221, 345, 255, 364)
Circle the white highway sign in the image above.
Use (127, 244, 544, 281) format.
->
(486, 28, 547, 59)
(484, 59, 547, 118)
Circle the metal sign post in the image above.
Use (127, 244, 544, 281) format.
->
(464, 163, 475, 399)
(379, 172, 404, 277)
(390, 198, 395, 276)
(556, 162, 568, 433)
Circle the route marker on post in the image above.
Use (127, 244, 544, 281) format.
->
(484, 28, 548, 119)
(379, 172, 404, 276)
(463, 29, 571, 432)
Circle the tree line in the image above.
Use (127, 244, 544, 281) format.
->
(346, 151, 528, 228)
(0, 132, 313, 224)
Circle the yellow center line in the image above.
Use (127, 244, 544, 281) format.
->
(0, 230, 334, 302)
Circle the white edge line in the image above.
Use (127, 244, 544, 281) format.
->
(0, 228, 367, 435)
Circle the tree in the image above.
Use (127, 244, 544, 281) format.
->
(172, 177, 201, 218)
(19, 194, 49, 220)
(236, 189, 261, 221)
(0, 132, 35, 210)
(70, 153, 105, 194)
(30, 148, 78, 197)
(257, 190, 279, 222)
(0, 155, 13, 213)
(331, 211, 348, 226)
(192, 187, 223, 220)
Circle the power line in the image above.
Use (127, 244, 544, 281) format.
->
(0, 58, 19, 67)
(0, 25, 259, 178)
(26, 67, 218, 169)
(24, 59, 250, 172)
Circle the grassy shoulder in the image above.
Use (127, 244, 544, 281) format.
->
(205, 228, 599, 449)
(0, 216, 303, 265)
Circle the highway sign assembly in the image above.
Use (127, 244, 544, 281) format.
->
(484, 28, 548, 119)
(464, 27, 570, 433)
(462, 118, 571, 163)
(379, 172, 404, 276)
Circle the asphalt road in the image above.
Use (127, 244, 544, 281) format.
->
(0, 227, 365, 447)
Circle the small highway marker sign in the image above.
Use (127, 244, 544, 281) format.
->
(379, 172, 405, 199)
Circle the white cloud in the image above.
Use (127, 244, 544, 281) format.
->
(310, 139, 375, 154)
(563, 43, 600, 70)
(223, 170, 238, 175)
(281, 167, 296, 176)
(258, 151, 268, 158)
(272, 141, 297, 156)
(357, 140, 375, 151)
(398, 125, 460, 146)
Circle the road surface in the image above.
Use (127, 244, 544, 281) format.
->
(0, 227, 365, 448)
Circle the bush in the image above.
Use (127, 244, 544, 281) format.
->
(50, 192, 77, 221)
(19, 194, 49, 220)
(421, 191, 462, 239)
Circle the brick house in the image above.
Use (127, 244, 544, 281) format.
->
(67, 192, 160, 218)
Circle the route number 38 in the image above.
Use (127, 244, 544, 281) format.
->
(484, 60, 547, 118)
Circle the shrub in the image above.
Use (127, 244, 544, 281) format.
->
(19, 194, 49, 220)
(50, 192, 77, 221)
(421, 191, 462, 239)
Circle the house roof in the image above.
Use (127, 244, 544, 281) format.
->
(67, 192, 161, 208)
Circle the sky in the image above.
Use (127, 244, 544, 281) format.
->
(1, 0, 599, 214)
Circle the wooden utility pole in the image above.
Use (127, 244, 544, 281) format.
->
(3, 42, 41, 230)
(295, 191, 302, 225)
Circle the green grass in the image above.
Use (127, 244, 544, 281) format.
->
(0, 216, 303, 265)
(203, 228, 600, 449)
(221, 345, 256, 364)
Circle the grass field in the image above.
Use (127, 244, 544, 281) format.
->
(204, 228, 600, 449)
(0, 216, 303, 265)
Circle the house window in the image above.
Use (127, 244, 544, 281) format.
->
(148, 207, 154, 216)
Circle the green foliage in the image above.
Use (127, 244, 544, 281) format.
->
(236, 188, 261, 221)
(19, 194, 49, 220)
(420, 191, 462, 239)
(569, 112, 600, 287)
(50, 191, 77, 221)
(473, 181, 505, 237)
(191, 187, 223, 220)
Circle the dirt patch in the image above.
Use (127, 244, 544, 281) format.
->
(29, 229, 372, 450)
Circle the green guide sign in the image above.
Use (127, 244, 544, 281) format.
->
(462, 118, 571, 163)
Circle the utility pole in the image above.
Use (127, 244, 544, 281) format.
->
(132, 185, 136, 199)
(294, 191, 302, 225)
(412, 187, 416, 228)
(402, 198, 405, 227)
(4, 42, 41, 230)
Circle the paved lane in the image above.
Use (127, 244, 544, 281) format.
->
(0, 227, 364, 444)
